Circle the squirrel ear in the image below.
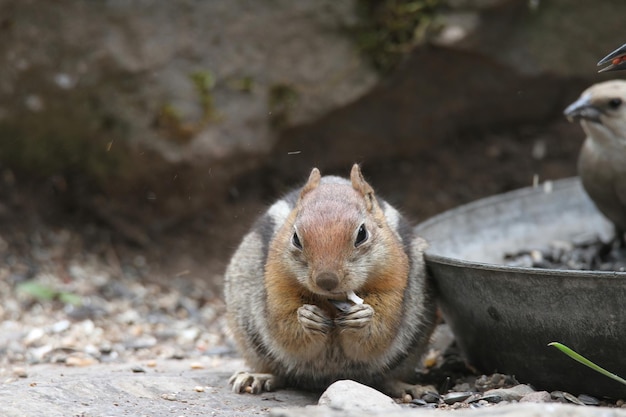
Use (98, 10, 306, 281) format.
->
(300, 167, 321, 199)
(350, 164, 377, 212)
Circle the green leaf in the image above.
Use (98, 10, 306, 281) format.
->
(548, 342, 626, 386)
(17, 282, 82, 306)
(17, 282, 57, 300)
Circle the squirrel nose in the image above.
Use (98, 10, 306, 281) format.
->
(315, 271, 339, 292)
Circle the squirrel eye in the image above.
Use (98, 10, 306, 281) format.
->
(355, 224, 368, 247)
(292, 231, 303, 250)
(609, 98, 622, 109)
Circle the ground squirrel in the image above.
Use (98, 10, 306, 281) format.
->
(224, 164, 436, 397)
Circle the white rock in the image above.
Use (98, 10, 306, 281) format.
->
(23, 328, 45, 345)
(318, 380, 400, 412)
(51, 319, 70, 333)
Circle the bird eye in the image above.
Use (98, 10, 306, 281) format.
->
(292, 231, 303, 250)
(355, 224, 368, 247)
(609, 98, 622, 109)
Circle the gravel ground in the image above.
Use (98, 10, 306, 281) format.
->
(2, 221, 625, 412)
(0, 221, 233, 384)
(1, 171, 625, 414)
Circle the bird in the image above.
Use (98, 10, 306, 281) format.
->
(598, 43, 626, 72)
(564, 80, 626, 248)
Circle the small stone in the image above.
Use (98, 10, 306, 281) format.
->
(146, 360, 157, 368)
(484, 384, 535, 401)
(318, 380, 400, 411)
(530, 249, 543, 263)
(51, 320, 70, 333)
(194, 386, 205, 392)
(520, 391, 551, 403)
(65, 355, 96, 367)
(13, 367, 27, 378)
(402, 393, 412, 403)
(178, 327, 199, 344)
(475, 373, 518, 391)
(24, 328, 45, 345)
(161, 393, 177, 401)
(452, 383, 472, 392)
(190, 362, 204, 370)
(127, 336, 157, 349)
(131, 366, 146, 373)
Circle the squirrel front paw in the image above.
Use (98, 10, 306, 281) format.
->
(335, 303, 374, 330)
(298, 304, 332, 335)
(229, 371, 278, 394)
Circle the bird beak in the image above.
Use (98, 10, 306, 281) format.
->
(597, 43, 626, 72)
(564, 95, 603, 124)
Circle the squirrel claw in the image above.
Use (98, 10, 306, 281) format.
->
(336, 303, 374, 329)
(229, 371, 277, 394)
(383, 380, 438, 400)
(298, 304, 332, 335)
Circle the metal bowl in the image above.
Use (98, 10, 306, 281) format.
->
(415, 177, 626, 398)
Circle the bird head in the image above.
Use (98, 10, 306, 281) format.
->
(564, 80, 626, 145)
(598, 43, 626, 72)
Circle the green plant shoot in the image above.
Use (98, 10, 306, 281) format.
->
(17, 282, 82, 306)
(548, 342, 626, 386)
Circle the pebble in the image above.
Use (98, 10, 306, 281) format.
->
(65, 355, 96, 367)
(51, 319, 70, 333)
(520, 391, 552, 403)
(12, 367, 28, 378)
(24, 328, 45, 345)
(317, 380, 401, 411)
(484, 384, 535, 401)
(475, 374, 519, 391)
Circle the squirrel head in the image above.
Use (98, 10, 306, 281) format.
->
(267, 164, 407, 299)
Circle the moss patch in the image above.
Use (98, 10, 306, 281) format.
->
(156, 70, 222, 143)
(351, 0, 442, 73)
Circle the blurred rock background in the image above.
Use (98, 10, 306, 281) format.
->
(0, 0, 624, 286)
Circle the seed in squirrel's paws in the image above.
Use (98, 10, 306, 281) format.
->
(329, 300, 352, 312)
(346, 290, 363, 305)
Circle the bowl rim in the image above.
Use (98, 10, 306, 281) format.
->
(417, 177, 626, 279)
